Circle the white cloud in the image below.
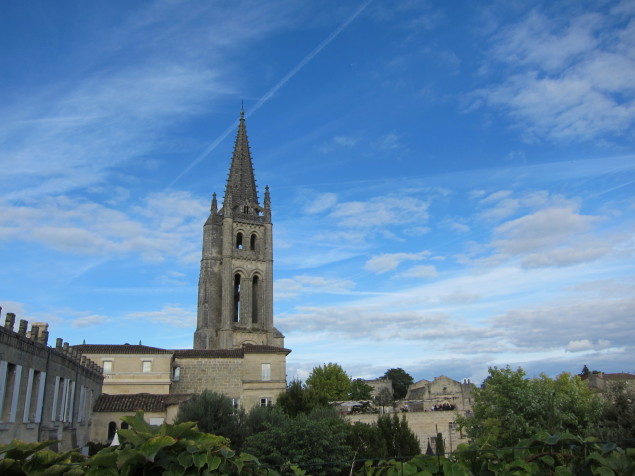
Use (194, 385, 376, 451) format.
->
(330, 195, 429, 229)
(521, 241, 613, 268)
(0, 191, 206, 263)
(126, 306, 196, 328)
(472, 7, 635, 142)
(397, 264, 438, 279)
(275, 275, 356, 299)
(565, 339, 612, 352)
(318, 135, 359, 153)
(303, 193, 338, 214)
(72, 315, 109, 328)
(364, 251, 430, 274)
(493, 206, 600, 254)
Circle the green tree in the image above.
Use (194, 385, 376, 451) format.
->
(457, 366, 603, 448)
(349, 378, 373, 400)
(277, 378, 328, 417)
(243, 404, 289, 438)
(243, 409, 352, 475)
(306, 363, 352, 401)
(382, 368, 414, 400)
(374, 386, 393, 412)
(175, 390, 245, 449)
(345, 421, 386, 461)
(597, 380, 635, 447)
(376, 414, 421, 458)
(579, 364, 590, 379)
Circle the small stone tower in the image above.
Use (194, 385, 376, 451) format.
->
(194, 110, 283, 350)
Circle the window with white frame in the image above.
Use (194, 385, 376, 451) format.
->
(260, 397, 272, 407)
(23, 369, 43, 423)
(261, 363, 271, 381)
(0, 361, 22, 423)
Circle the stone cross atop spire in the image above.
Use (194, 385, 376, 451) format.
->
(224, 109, 259, 213)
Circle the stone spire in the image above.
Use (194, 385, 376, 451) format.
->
(224, 108, 259, 213)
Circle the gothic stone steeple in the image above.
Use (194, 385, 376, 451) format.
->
(194, 111, 282, 350)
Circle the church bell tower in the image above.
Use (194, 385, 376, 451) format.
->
(194, 110, 283, 350)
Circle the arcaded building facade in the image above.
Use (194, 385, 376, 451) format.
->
(0, 312, 103, 449)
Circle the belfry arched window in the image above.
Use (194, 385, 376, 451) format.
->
(252, 275, 259, 323)
(233, 274, 241, 322)
(250, 234, 257, 251)
(236, 233, 243, 250)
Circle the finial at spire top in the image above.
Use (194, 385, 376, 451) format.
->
(240, 101, 245, 119)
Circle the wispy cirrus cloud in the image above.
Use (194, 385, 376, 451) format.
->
(276, 275, 356, 299)
(126, 305, 196, 328)
(364, 251, 431, 274)
(470, 6, 635, 142)
(0, 191, 206, 262)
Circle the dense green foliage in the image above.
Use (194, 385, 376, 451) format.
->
(244, 407, 352, 475)
(0, 411, 269, 475)
(277, 379, 329, 417)
(3, 424, 634, 475)
(350, 378, 373, 400)
(382, 368, 414, 400)
(598, 380, 635, 447)
(457, 366, 604, 448)
(345, 414, 421, 463)
(305, 363, 352, 401)
(175, 390, 246, 449)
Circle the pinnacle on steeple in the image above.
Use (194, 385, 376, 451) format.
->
(224, 110, 259, 212)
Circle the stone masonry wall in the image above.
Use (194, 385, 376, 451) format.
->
(171, 357, 242, 399)
(347, 411, 469, 454)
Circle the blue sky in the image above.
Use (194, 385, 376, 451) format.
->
(1, 0, 634, 384)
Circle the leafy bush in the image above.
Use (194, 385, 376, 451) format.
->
(175, 390, 246, 449)
(243, 411, 352, 475)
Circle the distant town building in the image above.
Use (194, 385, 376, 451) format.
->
(404, 375, 475, 412)
(585, 371, 635, 392)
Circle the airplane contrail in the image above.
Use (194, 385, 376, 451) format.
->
(168, 0, 373, 188)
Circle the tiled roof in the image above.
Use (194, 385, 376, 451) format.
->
(72, 344, 173, 355)
(243, 344, 291, 355)
(173, 345, 291, 358)
(173, 349, 244, 358)
(94, 393, 192, 412)
(74, 343, 290, 358)
(604, 373, 635, 380)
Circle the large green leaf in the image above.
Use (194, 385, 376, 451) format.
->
(121, 411, 154, 434)
(115, 448, 147, 470)
(139, 435, 177, 462)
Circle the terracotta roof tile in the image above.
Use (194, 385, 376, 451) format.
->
(73, 344, 173, 355)
(242, 344, 291, 355)
(94, 393, 192, 412)
(604, 373, 635, 380)
(173, 349, 244, 358)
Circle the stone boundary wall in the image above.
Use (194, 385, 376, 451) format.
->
(347, 411, 469, 454)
